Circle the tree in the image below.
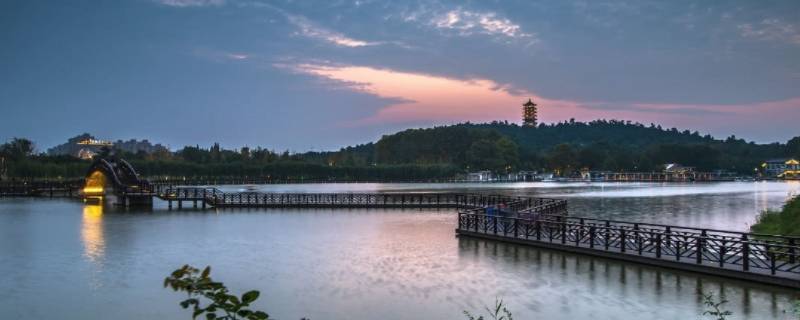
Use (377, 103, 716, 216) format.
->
(547, 144, 577, 175)
(788, 137, 800, 158)
(0, 138, 34, 160)
(467, 139, 505, 171)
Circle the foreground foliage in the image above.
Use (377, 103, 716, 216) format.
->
(164, 265, 270, 320)
(751, 196, 800, 236)
(701, 292, 732, 320)
(463, 299, 513, 320)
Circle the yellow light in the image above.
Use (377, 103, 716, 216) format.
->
(82, 170, 107, 196)
(82, 187, 104, 194)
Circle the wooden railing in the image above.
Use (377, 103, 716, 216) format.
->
(456, 212, 800, 284)
(0, 180, 83, 197)
(156, 187, 569, 213)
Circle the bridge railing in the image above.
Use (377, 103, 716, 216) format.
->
(155, 187, 567, 213)
(457, 212, 800, 276)
(0, 180, 84, 197)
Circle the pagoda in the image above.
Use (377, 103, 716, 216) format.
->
(522, 98, 538, 127)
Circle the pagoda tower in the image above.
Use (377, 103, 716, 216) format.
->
(522, 98, 538, 127)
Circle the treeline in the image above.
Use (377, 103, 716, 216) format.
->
(339, 120, 800, 174)
(2, 120, 799, 180)
(0, 139, 459, 181)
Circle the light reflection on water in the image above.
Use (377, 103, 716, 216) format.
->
(0, 182, 799, 319)
(81, 202, 105, 264)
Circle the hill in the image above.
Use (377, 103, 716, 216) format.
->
(334, 120, 797, 174)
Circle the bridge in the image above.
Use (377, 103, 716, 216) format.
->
(2, 157, 800, 289)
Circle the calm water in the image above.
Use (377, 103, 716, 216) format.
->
(1, 182, 799, 319)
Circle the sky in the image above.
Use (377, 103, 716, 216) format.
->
(1, 0, 799, 152)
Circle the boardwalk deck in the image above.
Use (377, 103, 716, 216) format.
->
(156, 186, 568, 212)
(456, 211, 800, 288)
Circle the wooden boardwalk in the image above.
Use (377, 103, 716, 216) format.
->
(156, 186, 568, 212)
(456, 210, 800, 288)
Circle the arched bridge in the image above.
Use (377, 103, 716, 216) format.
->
(82, 158, 154, 204)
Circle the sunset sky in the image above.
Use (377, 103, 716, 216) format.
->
(2, 0, 799, 151)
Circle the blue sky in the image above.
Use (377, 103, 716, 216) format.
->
(1, 0, 799, 151)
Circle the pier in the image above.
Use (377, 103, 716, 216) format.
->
(456, 209, 800, 289)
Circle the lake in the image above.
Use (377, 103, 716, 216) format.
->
(1, 181, 798, 319)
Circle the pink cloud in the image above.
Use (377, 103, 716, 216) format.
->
(291, 63, 584, 125)
(289, 62, 800, 142)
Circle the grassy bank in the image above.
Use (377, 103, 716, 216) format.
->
(750, 195, 800, 236)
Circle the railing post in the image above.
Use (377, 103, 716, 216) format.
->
(535, 220, 542, 241)
(620, 229, 626, 253)
(696, 230, 706, 265)
(493, 217, 498, 235)
(770, 250, 776, 275)
(589, 226, 596, 248)
(742, 235, 749, 271)
(719, 240, 726, 268)
(790, 239, 797, 264)
(524, 222, 530, 239)
(604, 221, 610, 250)
(655, 233, 662, 258)
(634, 224, 642, 255)
(561, 222, 567, 244)
(457, 211, 463, 230)
(665, 226, 671, 247)
(513, 219, 518, 238)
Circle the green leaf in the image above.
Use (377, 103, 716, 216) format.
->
(201, 266, 211, 279)
(205, 313, 217, 320)
(253, 311, 269, 319)
(242, 290, 260, 304)
(238, 310, 252, 317)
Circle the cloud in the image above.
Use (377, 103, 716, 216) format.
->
(580, 103, 730, 116)
(155, 0, 225, 7)
(192, 48, 253, 62)
(286, 15, 380, 48)
(430, 9, 535, 41)
(738, 19, 800, 45)
(225, 53, 249, 60)
(283, 61, 800, 142)
(285, 62, 580, 126)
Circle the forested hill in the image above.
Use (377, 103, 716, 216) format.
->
(337, 120, 798, 174)
(3, 120, 798, 180)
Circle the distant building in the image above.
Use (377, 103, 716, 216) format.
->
(515, 170, 539, 181)
(467, 170, 494, 182)
(47, 133, 169, 158)
(664, 163, 694, 174)
(522, 98, 538, 127)
(77, 148, 97, 160)
(762, 158, 800, 178)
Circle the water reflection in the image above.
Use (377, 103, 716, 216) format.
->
(81, 202, 105, 264)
